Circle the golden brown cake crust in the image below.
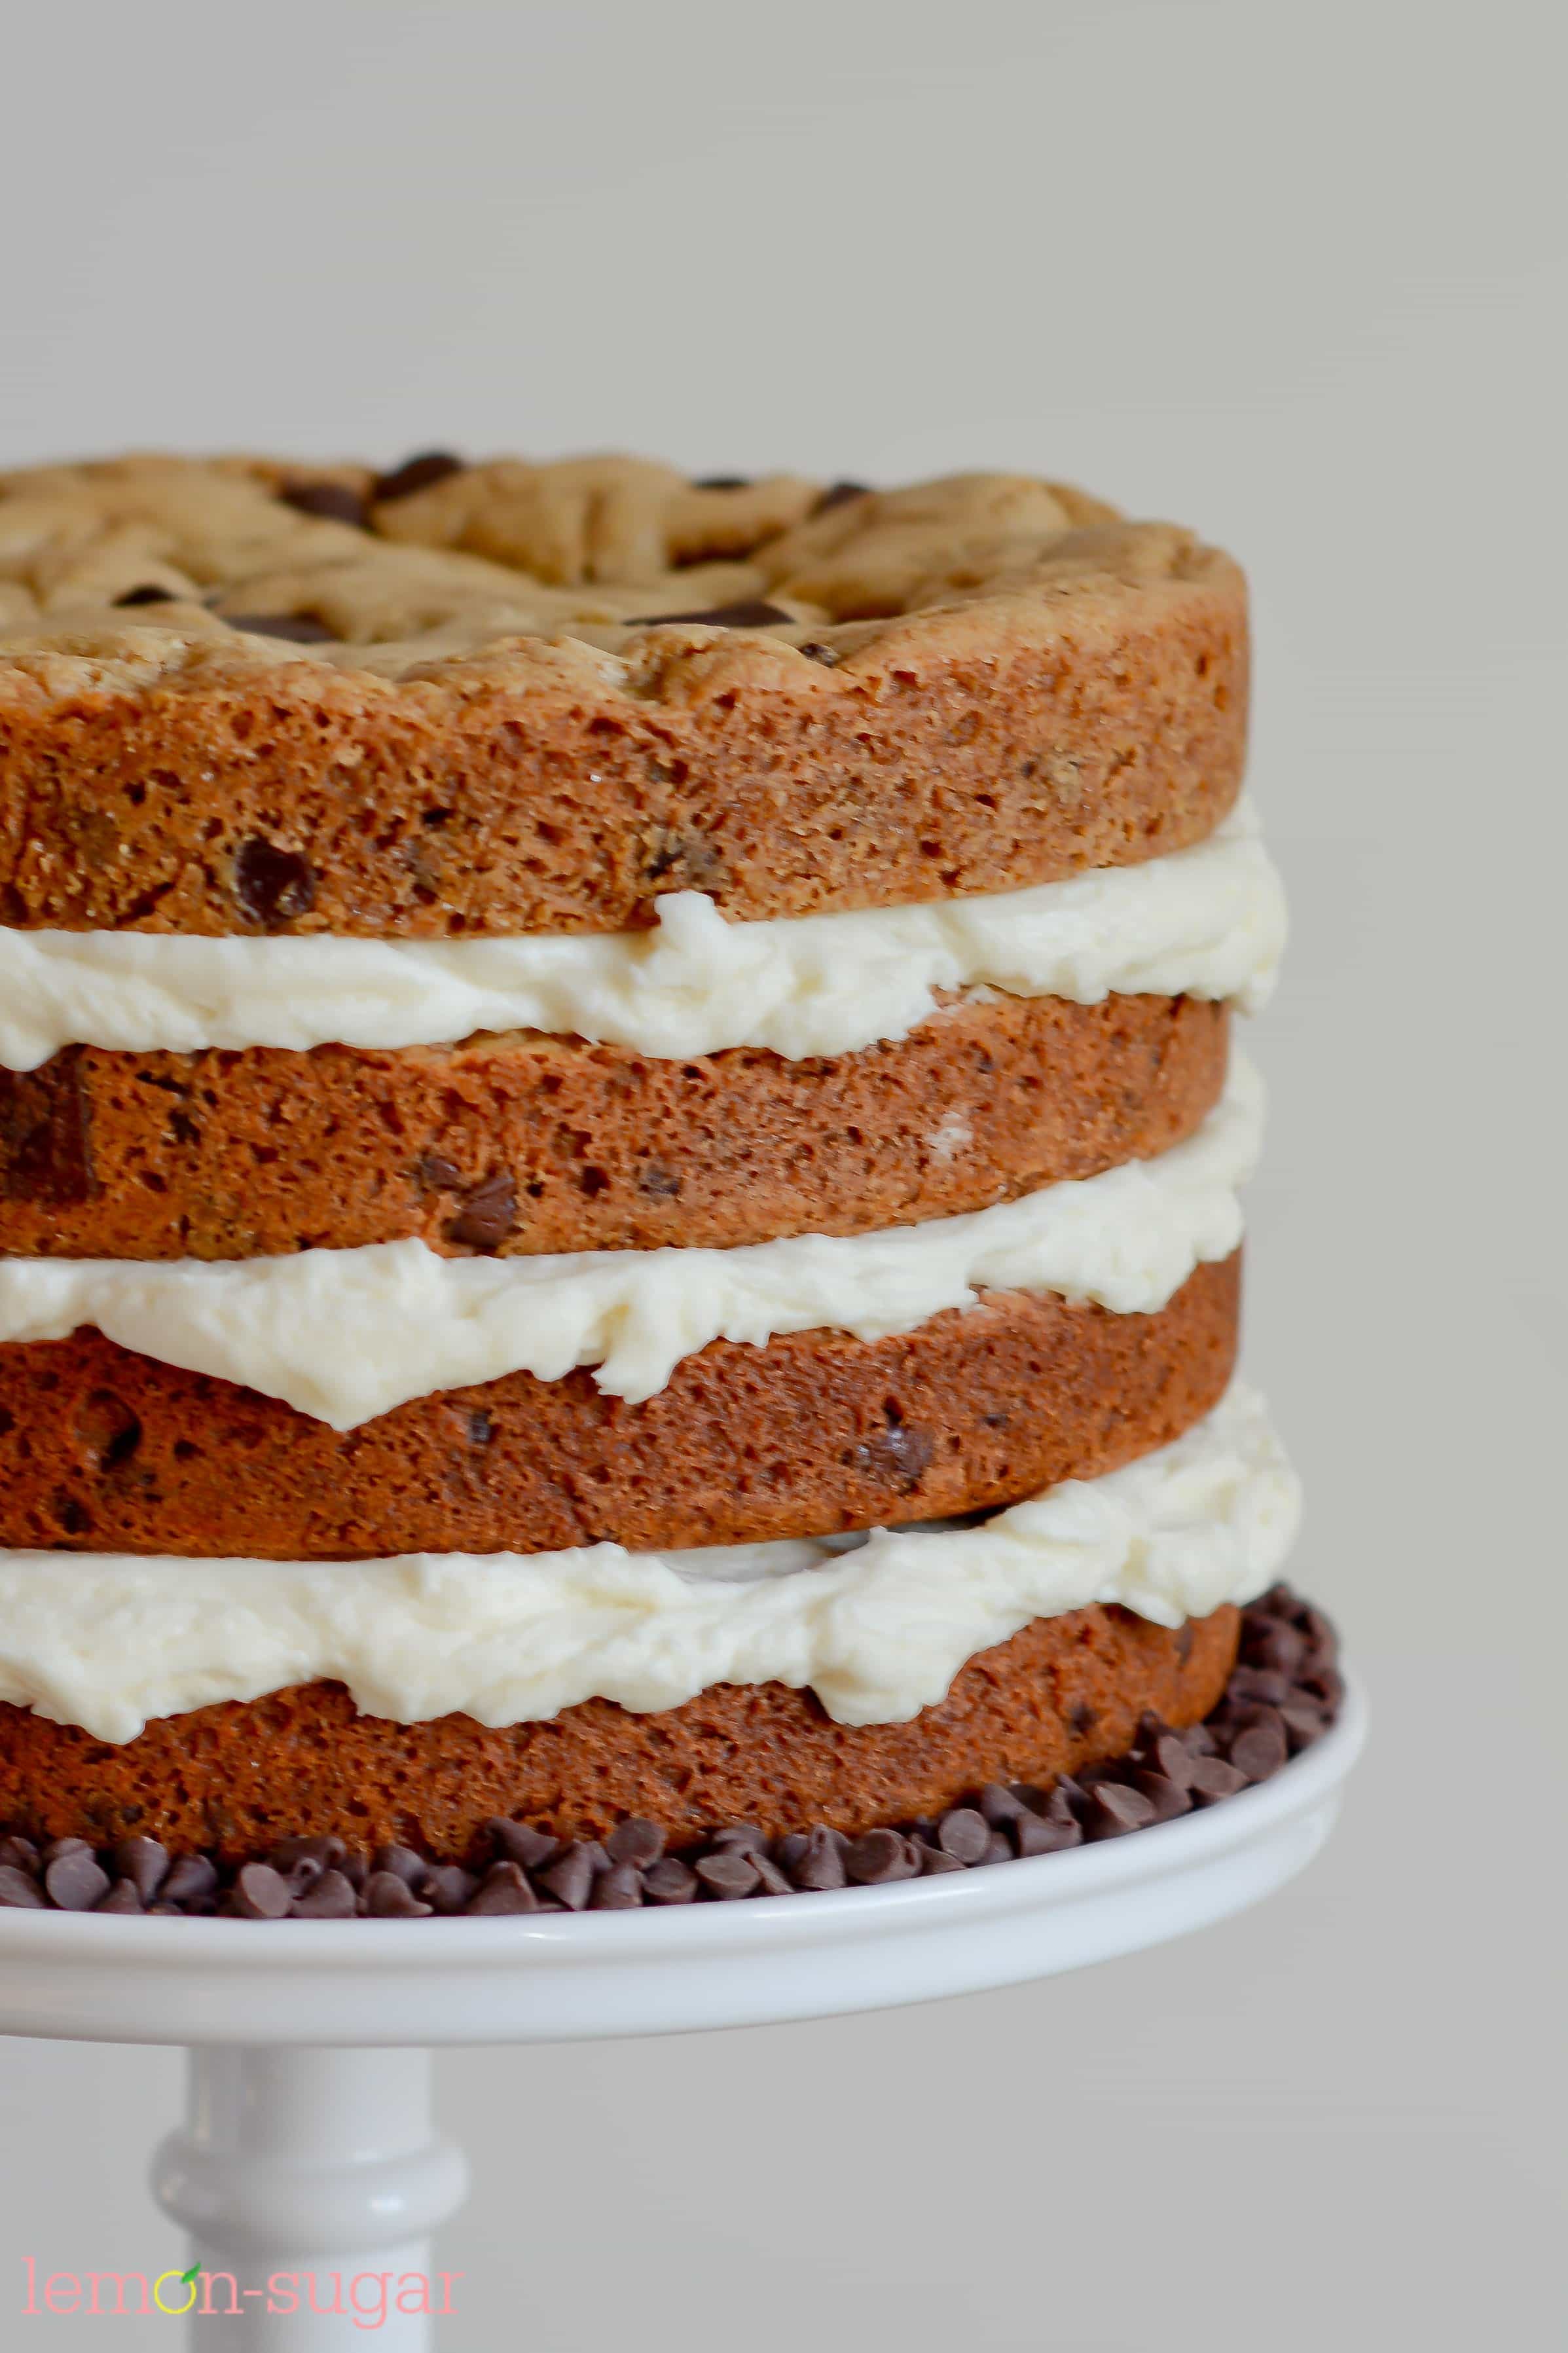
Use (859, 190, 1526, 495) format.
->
(0, 996, 1228, 1260)
(0, 457, 1248, 935)
(0, 1603, 1241, 1858)
(0, 1254, 1239, 1558)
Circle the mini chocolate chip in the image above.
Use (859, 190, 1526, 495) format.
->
(691, 474, 751, 490)
(644, 1857, 700, 1905)
(1302, 1667, 1345, 1710)
(231, 1862, 292, 1920)
(796, 640, 841, 666)
(1068, 1702, 1099, 1737)
(638, 1163, 682, 1199)
(365, 1870, 432, 1919)
(791, 1827, 847, 1892)
(1015, 1812, 1083, 1857)
(290, 1869, 357, 1920)
(44, 1838, 92, 1861)
(709, 1823, 769, 1857)
(1051, 1776, 1090, 1819)
(1140, 1732, 1196, 1789)
(631, 598, 795, 629)
(161, 1855, 217, 1906)
(1085, 1783, 1158, 1839)
(418, 1152, 463, 1190)
(1180, 1723, 1218, 1758)
(1230, 1666, 1292, 1707)
(813, 479, 870, 514)
(937, 1807, 990, 1864)
(979, 1783, 1027, 1829)
(225, 613, 339, 644)
(422, 1864, 477, 1914)
(280, 479, 369, 528)
(466, 1861, 541, 1916)
(749, 1851, 795, 1897)
(1228, 1716, 1290, 1782)
(0, 1865, 45, 1908)
(111, 1836, 169, 1903)
(606, 1818, 666, 1870)
(234, 838, 317, 929)
(373, 1844, 429, 1891)
(1280, 1702, 1326, 1751)
(93, 1878, 143, 1914)
(539, 1842, 600, 1912)
(695, 1851, 760, 1900)
(374, 450, 465, 503)
(918, 1842, 966, 1876)
(486, 1819, 559, 1872)
(113, 583, 177, 606)
(845, 1829, 921, 1887)
(0, 1837, 39, 1873)
(448, 1171, 517, 1250)
(1245, 1620, 1306, 1677)
(1187, 1755, 1249, 1804)
(589, 1863, 645, 1910)
(774, 1832, 810, 1872)
(855, 1422, 934, 1492)
(1131, 1771, 1193, 1825)
(45, 1850, 111, 1910)
(338, 1850, 369, 1893)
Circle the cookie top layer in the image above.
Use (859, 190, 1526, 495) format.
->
(0, 454, 1247, 935)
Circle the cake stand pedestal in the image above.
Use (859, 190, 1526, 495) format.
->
(0, 1687, 1363, 2346)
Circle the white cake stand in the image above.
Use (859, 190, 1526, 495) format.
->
(0, 1686, 1362, 2346)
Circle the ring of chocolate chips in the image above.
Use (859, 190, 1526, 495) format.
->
(0, 1588, 1341, 1920)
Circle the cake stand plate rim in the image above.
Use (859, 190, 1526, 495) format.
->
(0, 1679, 1365, 2047)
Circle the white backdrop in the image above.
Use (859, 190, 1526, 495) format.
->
(1, 2, 1562, 2344)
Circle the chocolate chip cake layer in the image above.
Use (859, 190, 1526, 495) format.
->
(0, 1253, 1239, 1557)
(0, 458, 1247, 936)
(0, 1601, 1241, 1861)
(0, 995, 1228, 1260)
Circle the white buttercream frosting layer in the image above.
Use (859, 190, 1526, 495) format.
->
(0, 1383, 1297, 1742)
(0, 802, 1283, 1070)
(0, 1055, 1261, 1421)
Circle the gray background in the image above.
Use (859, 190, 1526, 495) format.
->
(1, 1, 1562, 2342)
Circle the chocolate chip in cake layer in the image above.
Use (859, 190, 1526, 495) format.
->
(691, 475, 751, 490)
(813, 480, 871, 515)
(280, 479, 369, 528)
(632, 598, 795, 629)
(0, 1053, 98, 1207)
(447, 1171, 518, 1250)
(225, 613, 340, 644)
(113, 583, 177, 606)
(373, 451, 465, 503)
(234, 838, 318, 929)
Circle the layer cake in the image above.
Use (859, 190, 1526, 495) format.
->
(0, 454, 1333, 1918)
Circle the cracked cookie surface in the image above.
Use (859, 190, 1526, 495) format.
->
(0, 454, 1248, 935)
